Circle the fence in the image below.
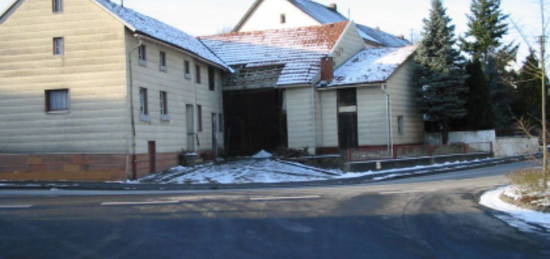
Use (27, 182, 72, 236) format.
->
(347, 142, 493, 161)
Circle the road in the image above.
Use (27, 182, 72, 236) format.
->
(0, 161, 548, 259)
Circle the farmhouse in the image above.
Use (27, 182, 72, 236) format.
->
(0, 0, 424, 181)
(0, 0, 229, 180)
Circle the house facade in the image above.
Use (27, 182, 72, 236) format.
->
(0, 0, 229, 181)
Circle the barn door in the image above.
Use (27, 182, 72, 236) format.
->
(337, 88, 358, 149)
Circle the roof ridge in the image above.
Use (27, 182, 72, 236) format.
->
(200, 21, 349, 39)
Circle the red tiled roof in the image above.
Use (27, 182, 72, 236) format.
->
(200, 22, 348, 86)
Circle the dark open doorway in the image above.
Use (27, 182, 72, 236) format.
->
(224, 89, 287, 155)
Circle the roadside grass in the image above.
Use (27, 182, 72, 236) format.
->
(505, 168, 550, 211)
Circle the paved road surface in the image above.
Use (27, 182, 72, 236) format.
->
(0, 161, 548, 259)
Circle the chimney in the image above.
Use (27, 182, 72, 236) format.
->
(320, 57, 334, 82)
(328, 3, 337, 11)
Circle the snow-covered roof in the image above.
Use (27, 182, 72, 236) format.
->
(356, 25, 410, 48)
(94, 0, 231, 71)
(201, 22, 348, 86)
(324, 45, 417, 87)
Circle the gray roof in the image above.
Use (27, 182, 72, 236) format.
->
(234, 0, 410, 48)
(95, 0, 231, 71)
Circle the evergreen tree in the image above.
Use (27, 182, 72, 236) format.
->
(514, 51, 549, 120)
(461, 60, 495, 130)
(461, 0, 509, 62)
(415, 0, 468, 144)
(461, 0, 518, 132)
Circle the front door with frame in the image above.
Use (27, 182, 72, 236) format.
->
(186, 104, 195, 151)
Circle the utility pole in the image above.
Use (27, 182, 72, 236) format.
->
(540, 0, 548, 190)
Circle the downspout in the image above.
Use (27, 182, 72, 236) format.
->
(381, 84, 393, 158)
(311, 83, 318, 155)
(127, 36, 143, 180)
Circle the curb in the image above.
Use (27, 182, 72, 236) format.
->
(0, 155, 533, 191)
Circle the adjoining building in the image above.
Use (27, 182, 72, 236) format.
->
(0, 0, 230, 181)
(0, 0, 424, 181)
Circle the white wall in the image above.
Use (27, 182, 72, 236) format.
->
(357, 87, 388, 146)
(238, 0, 320, 32)
(426, 130, 497, 146)
(285, 87, 316, 152)
(495, 137, 539, 157)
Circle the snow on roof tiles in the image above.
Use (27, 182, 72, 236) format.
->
(288, 0, 409, 47)
(200, 22, 348, 86)
(325, 45, 417, 87)
(94, 0, 231, 71)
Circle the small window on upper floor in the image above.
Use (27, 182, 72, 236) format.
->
(52, 0, 63, 13)
(45, 89, 69, 113)
(184, 60, 191, 79)
(280, 13, 286, 24)
(195, 64, 202, 84)
(160, 91, 170, 121)
(138, 45, 147, 65)
(208, 66, 215, 91)
(53, 37, 64, 56)
(159, 51, 167, 72)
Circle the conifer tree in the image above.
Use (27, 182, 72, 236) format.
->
(514, 51, 549, 120)
(415, 0, 468, 144)
(462, 60, 495, 130)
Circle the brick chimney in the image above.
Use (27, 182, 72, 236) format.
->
(320, 57, 334, 82)
(328, 3, 337, 11)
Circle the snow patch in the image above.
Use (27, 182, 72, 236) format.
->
(252, 150, 273, 159)
(480, 187, 550, 233)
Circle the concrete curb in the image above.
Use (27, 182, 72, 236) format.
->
(0, 155, 532, 191)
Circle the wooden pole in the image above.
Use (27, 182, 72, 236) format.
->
(540, 0, 548, 190)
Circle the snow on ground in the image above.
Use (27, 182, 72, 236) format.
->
(140, 157, 490, 185)
(480, 187, 550, 233)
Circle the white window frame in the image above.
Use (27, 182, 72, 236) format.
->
(159, 51, 167, 72)
(45, 89, 70, 113)
(184, 60, 191, 80)
(52, 0, 63, 13)
(138, 45, 147, 66)
(139, 87, 150, 122)
(53, 37, 64, 56)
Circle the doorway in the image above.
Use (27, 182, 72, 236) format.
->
(337, 88, 358, 149)
(186, 104, 195, 151)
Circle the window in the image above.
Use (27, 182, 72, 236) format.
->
(160, 91, 169, 120)
(53, 37, 64, 56)
(397, 116, 404, 135)
(138, 45, 147, 65)
(208, 66, 215, 91)
(184, 60, 191, 79)
(280, 13, 286, 24)
(45, 89, 69, 112)
(139, 87, 148, 116)
(159, 51, 167, 71)
(219, 114, 223, 132)
(195, 64, 201, 84)
(52, 0, 63, 13)
(197, 105, 203, 132)
(337, 88, 357, 107)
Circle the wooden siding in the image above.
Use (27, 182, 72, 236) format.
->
(330, 23, 366, 69)
(387, 60, 424, 144)
(0, 0, 129, 153)
(357, 86, 389, 146)
(318, 90, 338, 147)
(238, 0, 320, 32)
(285, 87, 316, 151)
(126, 33, 224, 154)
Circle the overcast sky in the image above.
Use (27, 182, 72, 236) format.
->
(0, 0, 545, 62)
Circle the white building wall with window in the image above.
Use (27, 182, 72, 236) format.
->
(0, 0, 129, 153)
(126, 32, 225, 154)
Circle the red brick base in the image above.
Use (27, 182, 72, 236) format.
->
(0, 152, 181, 182)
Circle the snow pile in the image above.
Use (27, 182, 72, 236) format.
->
(480, 187, 550, 232)
(252, 150, 273, 159)
(326, 45, 417, 87)
(166, 159, 336, 184)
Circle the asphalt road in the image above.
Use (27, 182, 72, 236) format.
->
(0, 161, 548, 259)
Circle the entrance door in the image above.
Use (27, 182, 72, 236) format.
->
(211, 113, 218, 155)
(338, 113, 358, 148)
(148, 141, 156, 173)
(186, 104, 195, 151)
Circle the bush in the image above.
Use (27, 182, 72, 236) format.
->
(508, 168, 547, 193)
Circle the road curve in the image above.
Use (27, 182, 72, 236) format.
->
(0, 161, 548, 259)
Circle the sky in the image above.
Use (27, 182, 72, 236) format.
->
(0, 0, 545, 63)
